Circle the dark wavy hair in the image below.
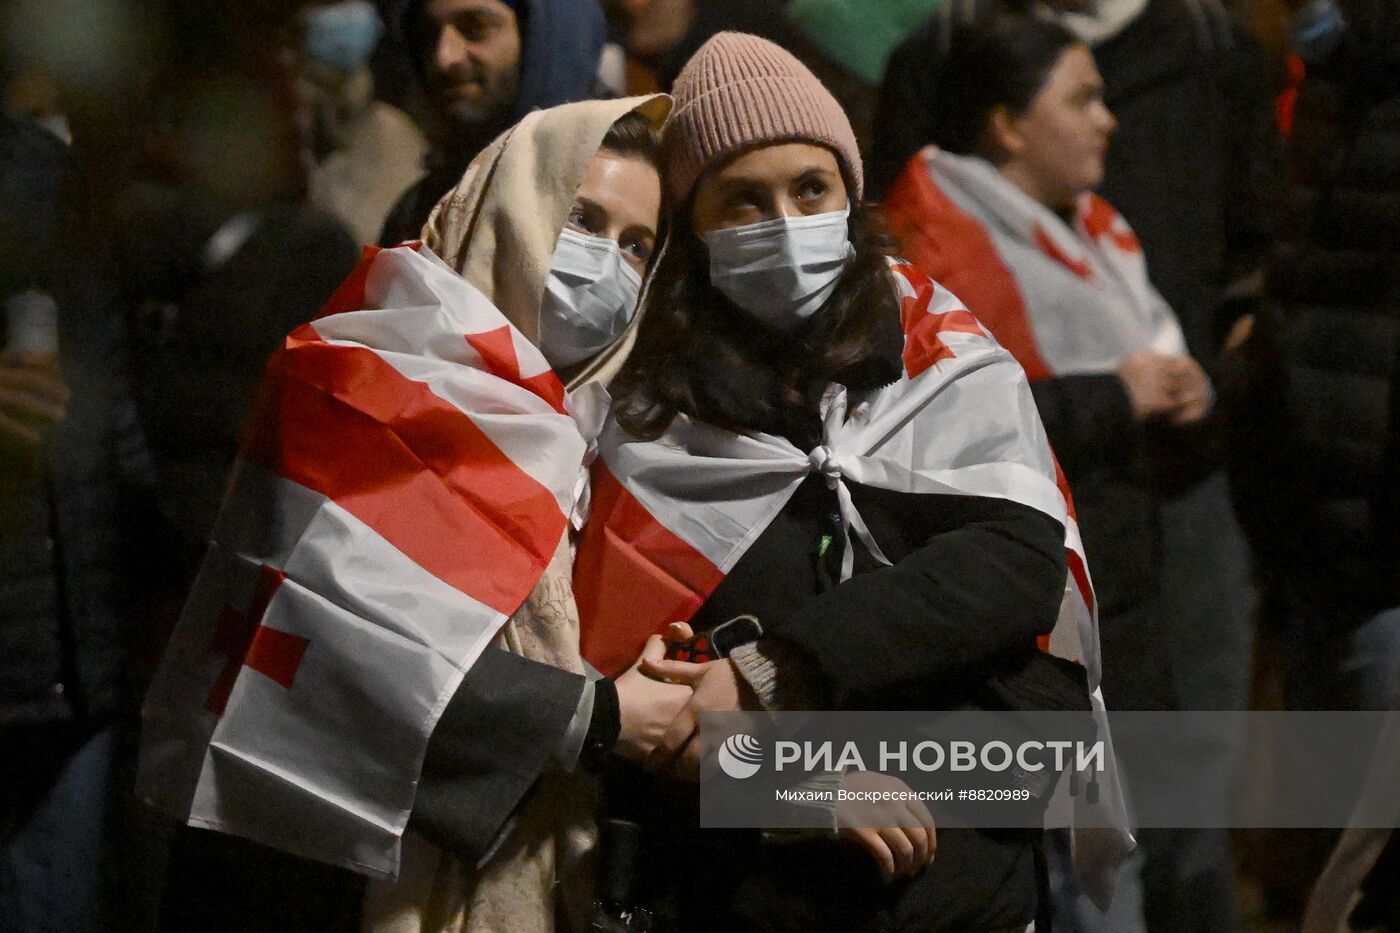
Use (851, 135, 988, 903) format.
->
(926, 16, 1082, 157)
(599, 109, 662, 170)
(611, 201, 904, 441)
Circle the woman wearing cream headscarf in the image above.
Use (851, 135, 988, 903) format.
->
(361, 94, 683, 932)
(140, 94, 678, 933)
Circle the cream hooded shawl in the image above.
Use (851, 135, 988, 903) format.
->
(362, 93, 670, 933)
(422, 93, 672, 390)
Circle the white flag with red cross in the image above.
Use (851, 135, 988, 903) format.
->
(138, 244, 589, 879)
(574, 258, 1132, 881)
(576, 259, 1097, 679)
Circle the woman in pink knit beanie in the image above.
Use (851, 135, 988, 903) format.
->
(591, 29, 1093, 933)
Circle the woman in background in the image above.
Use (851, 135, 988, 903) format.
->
(880, 15, 1254, 929)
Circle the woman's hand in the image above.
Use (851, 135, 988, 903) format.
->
(0, 357, 68, 449)
(1165, 355, 1213, 425)
(1116, 351, 1213, 425)
(0, 358, 68, 499)
(639, 624, 748, 779)
(1115, 351, 1180, 421)
(836, 771, 938, 881)
(613, 635, 695, 763)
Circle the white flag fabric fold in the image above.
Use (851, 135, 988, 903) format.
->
(139, 244, 591, 878)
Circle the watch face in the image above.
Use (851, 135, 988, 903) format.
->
(713, 616, 763, 655)
(664, 617, 764, 661)
(665, 633, 719, 663)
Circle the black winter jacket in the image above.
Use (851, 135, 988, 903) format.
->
(1090, 0, 1280, 366)
(637, 480, 1067, 933)
(1028, 372, 1232, 712)
(1235, 7, 1400, 617)
(1, 115, 157, 726)
(402, 464, 1070, 933)
(118, 189, 359, 574)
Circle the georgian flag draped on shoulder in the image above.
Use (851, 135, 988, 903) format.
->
(573, 257, 1132, 877)
(884, 147, 1188, 380)
(138, 244, 590, 879)
(576, 258, 1094, 679)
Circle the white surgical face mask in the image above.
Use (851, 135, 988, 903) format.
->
(538, 228, 643, 369)
(701, 207, 854, 330)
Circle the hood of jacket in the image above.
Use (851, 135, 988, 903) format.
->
(420, 93, 671, 389)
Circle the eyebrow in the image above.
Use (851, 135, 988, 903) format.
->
(711, 176, 765, 198)
(714, 163, 839, 194)
(454, 3, 508, 23)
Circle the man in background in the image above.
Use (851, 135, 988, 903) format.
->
(377, 0, 607, 244)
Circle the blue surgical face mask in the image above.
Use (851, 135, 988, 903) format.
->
(538, 229, 644, 369)
(1293, 0, 1348, 62)
(303, 1, 383, 73)
(701, 208, 855, 330)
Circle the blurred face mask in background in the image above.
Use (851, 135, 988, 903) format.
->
(1292, 0, 1348, 62)
(303, 1, 384, 73)
(702, 207, 854, 330)
(538, 228, 643, 369)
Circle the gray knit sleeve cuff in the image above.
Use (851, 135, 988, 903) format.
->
(730, 641, 782, 710)
(730, 639, 825, 711)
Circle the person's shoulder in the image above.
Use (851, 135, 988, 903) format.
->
(883, 257, 988, 340)
(0, 112, 66, 162)
(0, 113, 67, 203)
(883, 255, 925, 297)
(1130, 0, 1237, 55)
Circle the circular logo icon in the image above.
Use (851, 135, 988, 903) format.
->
(718, 733, 764, 779)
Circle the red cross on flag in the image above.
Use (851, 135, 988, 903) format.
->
(202, 564, 305, 716)
(138, 245, 590, 879)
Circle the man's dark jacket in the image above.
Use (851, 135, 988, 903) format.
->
(1, 114, 157, 727)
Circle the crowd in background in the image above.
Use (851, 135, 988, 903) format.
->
(1, 0, 1398, 930)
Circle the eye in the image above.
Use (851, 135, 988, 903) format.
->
(566, 206, 597, 235)
(727, 194, 759, 214)
(1075, 88, 1103, 109)
(796, 178, 827, 200)
(454, 13, 490, 42)
(621, 236, 653, 264)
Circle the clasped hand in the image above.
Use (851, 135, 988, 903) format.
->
(612, 622, 743, 779)
(613, 623, 937, 882)
(1116, 350, 1212, 425)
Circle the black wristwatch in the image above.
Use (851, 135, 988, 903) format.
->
(580, 677, 621, 771)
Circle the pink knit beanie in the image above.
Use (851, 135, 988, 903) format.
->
(663, 32, 864, 205)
